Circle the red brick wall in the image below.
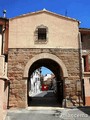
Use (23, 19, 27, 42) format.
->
(85, 97, 90, 106)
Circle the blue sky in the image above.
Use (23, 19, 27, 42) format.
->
(0, 0, 89, 75)
(0, 0, 90, 28)
(41, 67, 52, 75)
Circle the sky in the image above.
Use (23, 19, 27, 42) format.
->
(41, 67, 52, 76)
(0, 0, 90, 28)
(0, 0, 90, 75)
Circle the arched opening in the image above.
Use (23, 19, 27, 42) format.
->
(23, 53, 68, 107)
(27, 58, 64, 107)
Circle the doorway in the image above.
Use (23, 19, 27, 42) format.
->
(27, 58, 63, 107)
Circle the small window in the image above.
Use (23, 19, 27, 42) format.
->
(83, 56, 87, 72)
(38, 28, 46, 40)
(0, 25, 2, 33)
(81, 34, 83, 42)
(82, 55, 90, 72)
(34, 25, 48, 43)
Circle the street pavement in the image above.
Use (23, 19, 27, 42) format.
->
(5, 91, 90, 120)
(5, 107, 90, 120)
(29, 90, 61, 107)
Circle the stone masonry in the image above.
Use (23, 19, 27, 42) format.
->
(8, 48, 81, 108)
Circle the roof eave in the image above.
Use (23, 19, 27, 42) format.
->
(10, 9, 80, 24)
(79, 28, 90, 34)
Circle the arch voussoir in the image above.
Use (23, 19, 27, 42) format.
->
(23, 53, 68, 78)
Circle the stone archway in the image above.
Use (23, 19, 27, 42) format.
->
(23, 53, 68, 107)
(23, 53, 68, 78)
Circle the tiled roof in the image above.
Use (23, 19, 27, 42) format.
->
(79, 28, 90, 33)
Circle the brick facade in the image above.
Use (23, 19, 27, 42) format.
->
(80, 28, 90, 106)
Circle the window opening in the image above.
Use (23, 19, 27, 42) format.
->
(0, 25, 2, 33)
(38, 28, 46, 40)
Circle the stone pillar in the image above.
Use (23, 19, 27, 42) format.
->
(17, 78, 27, 108)
(63, 77, 83, 107)
(0, 80, 4, 120)
(63, 77, 69, 98)
(24, 78, 28, 108)
(0, 55, 8, 119)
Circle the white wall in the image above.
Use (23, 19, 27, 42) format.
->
(9, 11, 79, 49)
